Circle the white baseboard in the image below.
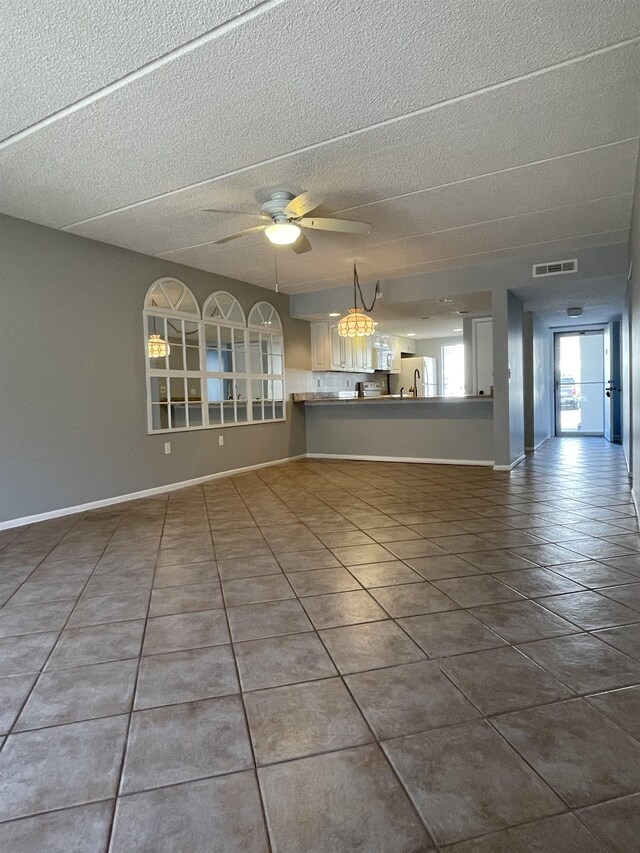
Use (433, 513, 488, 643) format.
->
(493, 453, 527, 471)
(632, 488, 639, 523)
(0, 455, 306, 531)
(306, 453, 494, 466)
(525, 435, 551, 452)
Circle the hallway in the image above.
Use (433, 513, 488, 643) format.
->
(0, 439, 639, 850)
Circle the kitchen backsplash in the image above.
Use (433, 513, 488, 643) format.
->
(286, 368, 387, 396)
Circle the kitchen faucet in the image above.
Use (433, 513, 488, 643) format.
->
(409, 368, 421, 398)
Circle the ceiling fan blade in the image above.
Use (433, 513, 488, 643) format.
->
(214, 225, 268, 244)
(203, 208, 269, 219)
(291, 233, 312, 254)
(284, 191, 323, 218)
(298, 217, 371, 234)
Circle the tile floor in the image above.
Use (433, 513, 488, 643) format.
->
(0, 438, 639, 850)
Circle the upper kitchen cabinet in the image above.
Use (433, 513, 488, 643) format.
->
(353, 335, 374, 372)
(310, 322, 374, 372)
(472, 317, 493, 395)
(389, 335, 416, 373)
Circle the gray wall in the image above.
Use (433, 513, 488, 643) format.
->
(305, 401, 494, 462)
(524, 311, 553, 449)
(622, 292, 632, 469)
(508, 290, 525, 463)
(0, 215, 311, 523)
(628, 152, 640, 501)
(492, 289, 525, 467)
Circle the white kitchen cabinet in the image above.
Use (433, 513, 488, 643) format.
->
(353, 335, 374, 372)
(311, 322, 331, 370)
(310, 322, 374, 372)
(402, 337, 416, 354)
(372, 332, 390, 349)
(389, 336, 402, 374)
(472, 317, 493, 394)
(330, 323, 354, 370)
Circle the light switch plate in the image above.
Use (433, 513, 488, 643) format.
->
(218, 435, 224, 446)
(164, 442, 171, 454)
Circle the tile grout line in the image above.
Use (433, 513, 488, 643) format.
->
(207, 479, 275, 853)
(103, 496, 170, 852)
(1, 510, 133, 756)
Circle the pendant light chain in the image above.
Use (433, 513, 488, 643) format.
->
(337, 262, 380, 337)
(353, 262, 380, 312)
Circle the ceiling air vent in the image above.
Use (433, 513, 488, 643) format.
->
(532, 259, 577, 278)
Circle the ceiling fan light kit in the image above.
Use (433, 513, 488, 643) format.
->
(207, 190, 371, 253)
(265, 221, 301, 245)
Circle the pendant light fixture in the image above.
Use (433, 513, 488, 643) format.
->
(147, 333, 169, 358)
(147, 301, 170, 358)
(337, 263, 380, 337)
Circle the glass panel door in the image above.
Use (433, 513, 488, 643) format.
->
(555, 331, 605, 436)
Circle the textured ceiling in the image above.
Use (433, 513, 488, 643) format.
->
(2, 1, 639, 299)
(348, 292, 493, 340)
(514, 275, 628, 326)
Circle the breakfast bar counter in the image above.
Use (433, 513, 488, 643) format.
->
(295, 394, 495, 465)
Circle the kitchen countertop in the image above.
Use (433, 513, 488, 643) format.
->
(292, 393, 493, 403)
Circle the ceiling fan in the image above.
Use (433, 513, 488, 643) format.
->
(203, 190, 371, 254)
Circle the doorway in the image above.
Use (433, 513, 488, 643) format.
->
(554, 331, 606, 437)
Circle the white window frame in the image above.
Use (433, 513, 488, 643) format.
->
(247, 302, 286, 423)
(144, 283, 286, 433)
(203, 291, 250, 428)
(145, 279, 203, 433)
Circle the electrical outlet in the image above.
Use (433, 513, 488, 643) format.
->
(317, 379, 321, 388)
(346, 379, 351, 387)
(164, 442, 171, 455)
(218, 435, 224, 446)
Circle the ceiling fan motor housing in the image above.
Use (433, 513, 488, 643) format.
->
(260, 191, 296, 222)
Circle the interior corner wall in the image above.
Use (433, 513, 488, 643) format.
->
(492, 289, 525, 467)
(531, 313, 553, 449)
(507, 290, 525, 463)
(0, 215, 310, 525)
(622, 289, 632, 471)
(524, 313, 534, 449)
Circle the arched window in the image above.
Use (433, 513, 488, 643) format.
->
(202, 292, 248, 426)
(203, 291, 246, 326)
(144, 279, 203, 431)
(248, 301, 282, 332)
(247, 302, 285, 422)
(145, 278, 200, 316)
(144, 286, 285, 432)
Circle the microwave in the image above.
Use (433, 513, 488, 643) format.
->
(373, 348, 393, 370)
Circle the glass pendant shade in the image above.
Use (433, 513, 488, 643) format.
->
(148, 333, 170, 358)
(337, 307, 375, 337)
(265, 222, 301, 245)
